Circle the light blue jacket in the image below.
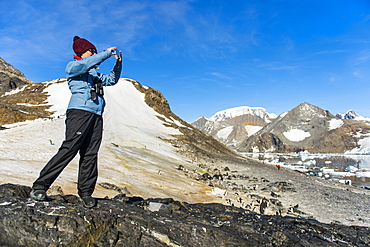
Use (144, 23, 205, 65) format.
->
(65, 50, 122, 115)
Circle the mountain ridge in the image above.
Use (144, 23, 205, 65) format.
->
(193, 102, 370, 154)
(237, 102, 370, 153)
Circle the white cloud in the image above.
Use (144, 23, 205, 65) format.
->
(210, 72, 232, 80)
(354, 49, 370, 66)
(257, 62, 299, 71)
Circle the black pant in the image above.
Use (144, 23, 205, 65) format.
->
(33, 109, 103, 197)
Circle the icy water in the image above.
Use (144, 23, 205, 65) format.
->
(241, 152, 370, 189)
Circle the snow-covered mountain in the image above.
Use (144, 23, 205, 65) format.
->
(237, 103, 370, 154)
(0, 78, 238, 203)
(192, 106, 277, 148)
(193, 103, 370, 154)
(336, 110, 370, 121)
(208, 106, 277, 122)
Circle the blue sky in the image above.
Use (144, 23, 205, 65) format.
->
(1, 0, 370, 122)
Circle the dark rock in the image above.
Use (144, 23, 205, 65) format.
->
(0, 183, 31, 198)
(202, 173, 212, 180)
(0, 57, 31, 94)
(0, 183, 369, 246)
(271, 191, 280, 198)
(265, 181, 297, 192)
(98, 182, 127, 194)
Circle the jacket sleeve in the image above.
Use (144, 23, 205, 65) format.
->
(99, 61, 122, 86)
(65, 50, 112, 78)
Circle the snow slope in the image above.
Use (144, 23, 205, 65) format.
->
(0, 79, 223, 203)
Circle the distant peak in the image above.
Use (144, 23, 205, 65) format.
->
(196, 116, 208, 121)
(288, 102, 332, 118)
(336, 110, 368, 120)
(209, 106, 277, 122)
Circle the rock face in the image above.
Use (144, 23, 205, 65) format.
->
(0, 58, 50, 125)
(1, 183, 369, 246)
(237, 102, 370, 153)
(0, 57, 31, 94)
(0, 81, 54, 125)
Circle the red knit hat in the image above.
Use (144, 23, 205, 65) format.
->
(72, 36, 97, 57)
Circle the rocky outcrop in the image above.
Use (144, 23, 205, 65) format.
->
(0, 58, 55, 125)
(0, 57, 31, 94)
(1, 183, 369, 246)
(0, 81, 54, 125)
(129, 78, 174, 119)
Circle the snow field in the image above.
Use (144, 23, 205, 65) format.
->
(0, 79, 224, 203)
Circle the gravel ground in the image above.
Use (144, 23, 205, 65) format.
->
(217, 156, 370, 227)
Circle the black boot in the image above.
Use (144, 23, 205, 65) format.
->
(30, 189, 47, 201)
(81, 196, 97, 208)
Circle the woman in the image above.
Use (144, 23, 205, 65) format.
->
(31, 36, 122, 208)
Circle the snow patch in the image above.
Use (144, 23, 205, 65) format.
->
(16, 103, 47, 107)
(245, 125, 262, 136)
(2, 85, 27, 96)
(207, 187, 226, 197)
(216, 126, 233, 140)
(279, 112, 288, 118)
(347, 135, 370, 154)
(283, 129, 311, 142)
(44, 79, 70, 118)
(164, 115, 188, 128)
(0, 202, 12, 206)
(328, 119, 344, 130)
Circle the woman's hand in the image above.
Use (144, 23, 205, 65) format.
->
(107, 47, 122, 62)
(107, 47, 117, 53)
